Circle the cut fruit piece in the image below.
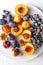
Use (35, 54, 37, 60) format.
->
(15, 4, 28, 16)
(22, 21, 30, 29)
(19, 39, 26, 46)
(24, 43, 34, 56)
(21, 30, 31, 42)
(2, 24, 11, 34)
(11, 48, 23, 56)
(14, 16, 22, 24)
(0, 33, 7, 40)
(11, 25, 23, 36)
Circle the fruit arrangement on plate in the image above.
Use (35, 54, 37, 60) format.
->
(0, 4, 43, 56)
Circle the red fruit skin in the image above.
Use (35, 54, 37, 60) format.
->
(3, 41, 10, 48)
(2, 24, 11, 34)
(14, 16, 22, 24)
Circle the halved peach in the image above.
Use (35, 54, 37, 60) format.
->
(15, 4, 28, 16)
(21, 30, 31, 42)
(24, 43, 34, 56)
(11, 25, 23, 36)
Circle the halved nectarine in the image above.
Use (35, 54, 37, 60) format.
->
(24, 43, 34, 56)
(21, 30, 31, 42)
(15, 4, 28, 16)
(11, 25, 23, 36)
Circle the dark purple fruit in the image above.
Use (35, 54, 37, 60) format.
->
(7, 33, 15, 40)
(3, 10, 10, 14)
(8, 21, 16, 27)
(3, 41, 11, 48)
(0, 19, 7, 25)
(11, 40, 20, 48)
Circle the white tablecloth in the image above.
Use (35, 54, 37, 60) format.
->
(0, 0, 43, 65)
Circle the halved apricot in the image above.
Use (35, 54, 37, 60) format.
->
(11, 25, 23, 36)
(14, 16, 22, 24)
(22, 21, 30, 29)
(0, 33, 7, 40)
(2, 24, 11, 34)
(19, 39, 26, 46)
(24, 43, 34, 56)
(21, 30, 31, 42)
(15, 4, 28, 16)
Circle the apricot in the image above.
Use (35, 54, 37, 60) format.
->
(15, 4, 28, 16)
(0, 33, 7, 40)
(22, 21, 30, 29)
(11, 25, 23, 36)
(21, 30, 31, 42)
(2, 24, 11, 34)
(24, 43, 34, 56)
(14, 16, 22, 24)
(19, 39, 26, 46)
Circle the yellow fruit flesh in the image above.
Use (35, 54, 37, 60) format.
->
(22, 21, 30, 29)
(0, 33, 7, 40)
(24, 43, 34, 56)
(11, 25, 23, 36)
(21, 30, 31, 42)
(15, 4, 28, 16)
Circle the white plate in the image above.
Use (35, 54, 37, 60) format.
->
(0, 1, 43, 61)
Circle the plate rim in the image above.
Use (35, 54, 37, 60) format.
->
(0, 3, 43, 61)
